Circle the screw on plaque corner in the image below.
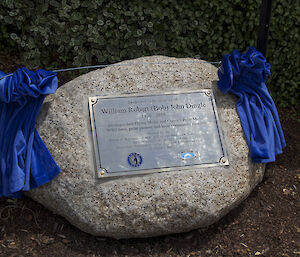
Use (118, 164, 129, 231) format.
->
(204, 91, 211, 97)
(220, 157, 227, 164)
(98, 168, 107, 177)
(90, 97, 98, 105)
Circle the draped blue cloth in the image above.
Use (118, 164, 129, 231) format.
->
(218, 46, 286, 163)
(0, 68, 61, 198)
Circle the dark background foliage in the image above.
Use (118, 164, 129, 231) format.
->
(0, 0, 299, 106)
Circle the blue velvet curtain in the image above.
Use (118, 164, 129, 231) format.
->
(218, 47, 286, 163)
(0, 68, 61, 198)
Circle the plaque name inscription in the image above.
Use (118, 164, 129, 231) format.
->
(89, 90, 228, 178)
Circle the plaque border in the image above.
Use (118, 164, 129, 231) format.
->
(88, 89, 229, 178)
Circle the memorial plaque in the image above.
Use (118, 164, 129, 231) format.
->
(89, 90, 228, 178)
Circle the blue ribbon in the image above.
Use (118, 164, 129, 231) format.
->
(218, 46, 286, 163)
(0, 68, 61, 198)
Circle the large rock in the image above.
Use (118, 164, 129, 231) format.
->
(27, 56, 265, 239)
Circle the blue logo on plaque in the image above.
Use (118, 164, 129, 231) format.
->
(128, 153, 143, 167)
(180, 152, 195, 160)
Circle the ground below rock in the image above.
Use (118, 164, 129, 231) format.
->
(27, 56, 265, 239)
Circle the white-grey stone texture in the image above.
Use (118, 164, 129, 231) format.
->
(27, 56, 265, 239)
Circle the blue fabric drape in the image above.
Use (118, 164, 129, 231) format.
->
(0, 68, 61, 198)
(218, 46, 286, 163)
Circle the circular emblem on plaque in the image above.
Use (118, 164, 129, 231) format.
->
(128, 153, 143, 167)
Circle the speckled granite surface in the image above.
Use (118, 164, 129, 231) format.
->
(27, 56, 265, 238)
